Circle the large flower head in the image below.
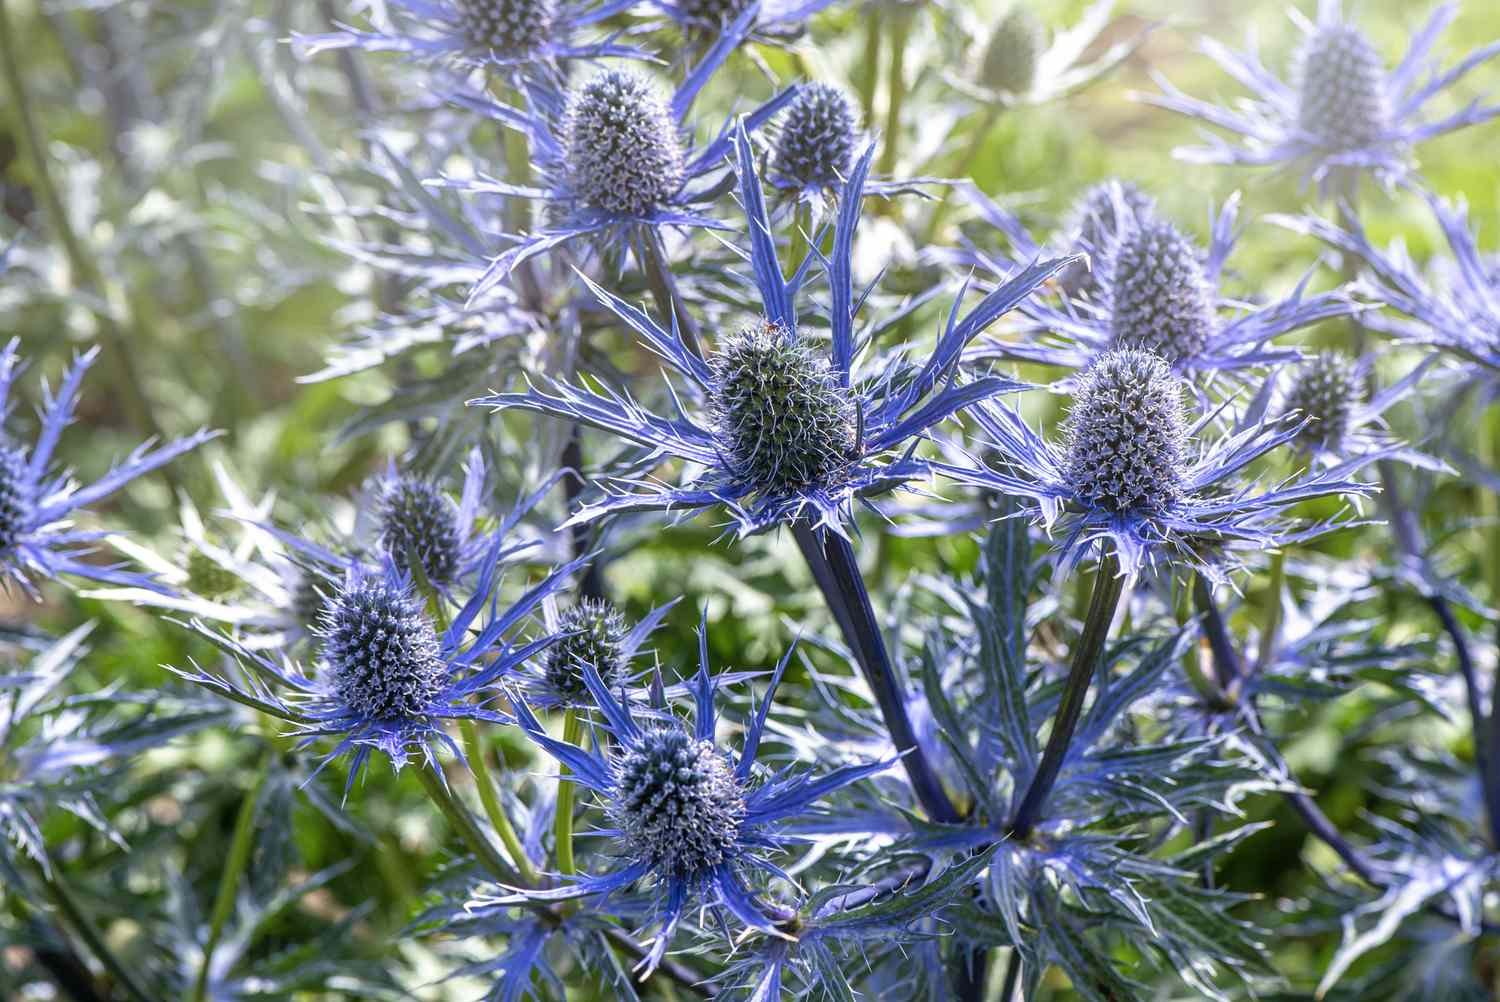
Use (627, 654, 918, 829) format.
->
(176, 535, 580, 788)
(475, 125, 1076, 534)
(1272, 194, 1500, 375)
(958, 189, 1363, 384)
(1143, 0, 1500, 189)
(492, 636, 891, 973)
(293, 0, 648, 93)
(449, 14, 798, 305)
(0, 340, 215, 596)
(937, 347, 1376, 580)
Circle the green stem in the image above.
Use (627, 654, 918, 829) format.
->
(554, 708, 582, 876)
(33, 852, 154, 1002)
(190, 752, 272, 1002)
(459, 718, 538, 886)
(856, 16, 880, 127)
(640, 228, 703, 359)
(1008, 552, 1124, 839)
(787, 200, 812, 282)
(415, 765, 520, 885)
(922, 104, 1004, 244)
(876, 7, 913, 182)
(0, 0, 163, 442)
(1254, 550, 1286, 675)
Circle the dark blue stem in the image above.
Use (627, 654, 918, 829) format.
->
(792, 524, 961, 824)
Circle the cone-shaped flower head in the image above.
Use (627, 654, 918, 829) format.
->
(321, 572, 447, 721)
(773, 83, 858, 190)
(1293, 22, 1390, 153)
(1058, 181, 1156, 298)
(546, 597, 628, 699)
(1109, 219, 1217, 362)
(981, 5, 1045, 94)
(454, 0, 556, 57)
(564, 70, 686, 219)
(613, 726, 748, 878)
(1283, 351, 1359, 451)
(677, 0, 751, 29)
(1062, 349, 1188, 514)
(0, 442, 32, 556)
(376, 476, 464, 588)
(708, 321, 858, 495)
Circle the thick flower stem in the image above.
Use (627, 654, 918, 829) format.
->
(792, 523, 962, 824)
(459, 719, 538, 886)
(190, 751, 272, 1002)
(1008, 553, 1124, 840)
(876, 7, 913, 185)
(415, 765, 522, 886)
(554, 708, 582, 876)
(640, 228, 704, 360)
(0, 0, 163, 445)
(921, 104, 1004, 244)
(31, 850, 154, 1002)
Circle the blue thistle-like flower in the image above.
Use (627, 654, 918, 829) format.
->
(958, 190, 1362, 382)
(1143, 0, 1500, 188)
(661, 0, 839, 49)
(321, 570, 448, 721)
(0, 340, 215, 596)
(293, 0, 647, 92)
(490, 634, 892, 974)
(1282, 351, 1360, 452)
(936, 347, 1378, 580)
(771, 83, 858, 192)
(545, 597, 629, 698)
(1271, 194, 1500, 375)
(475, 125, 1077, 534)
(376, 475, 465, 588)
(980, 5, 1046, 95)
(562, 70, 688, 218)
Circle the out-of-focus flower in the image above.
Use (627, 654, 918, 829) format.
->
(937, 348, 1376, 580)
(0, 340, 215, 596)
(487, 636, 891, 974)
(1275, 350, 1443, 470)
(476, 125, 1075, 534)
(1271, 194, 1500, 374)
(1142, 0, 1500, 189)
(958, 188, 1364, 384)
(659, 0, 834, 50)
(293, 0, 649, 92)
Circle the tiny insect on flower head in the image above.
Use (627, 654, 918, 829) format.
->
(1056, 180, 1156, 298)
(1107, 218, 1218, 363)
(613, 726, 748, 877)
(376, 475, 465, 588)
(564, 69, 687, 219)
(1293, 21, 1391, 154)
(320, 568, 448, 722)
(454, 0, 556, 58)
(546, 597, 629, 699)
(1061, 349, 1188, 514)
(709, 320, 859, 496)
(981, 5, 1046, 95)
(773, 83, 858, 191)
(1282, 351, 1360, 452)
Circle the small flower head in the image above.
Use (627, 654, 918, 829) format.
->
(546, 597, 629, 699)
(1282, 351, 1360, 451)
(1107, 219, 1217, 363)
(773, 83, 858, 190)
(709, 321, 858, 496)
(320, 570, 447, 722)
(291, 567, 334, 632)
(376, 476, 464, 588)
(1057, 180, 1156, 298)
(564, 70, 686, 219)
(613, 726, 748, 877)
(184, 547, 241, 600)
(676, 0, 752, 30)
(0, 441, 32, 555)
(980, 5, 1045, 95)
(454, 0, 556, 58)
(1293, 22, 1390, 154)
(1061, 349, 1188, 514)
